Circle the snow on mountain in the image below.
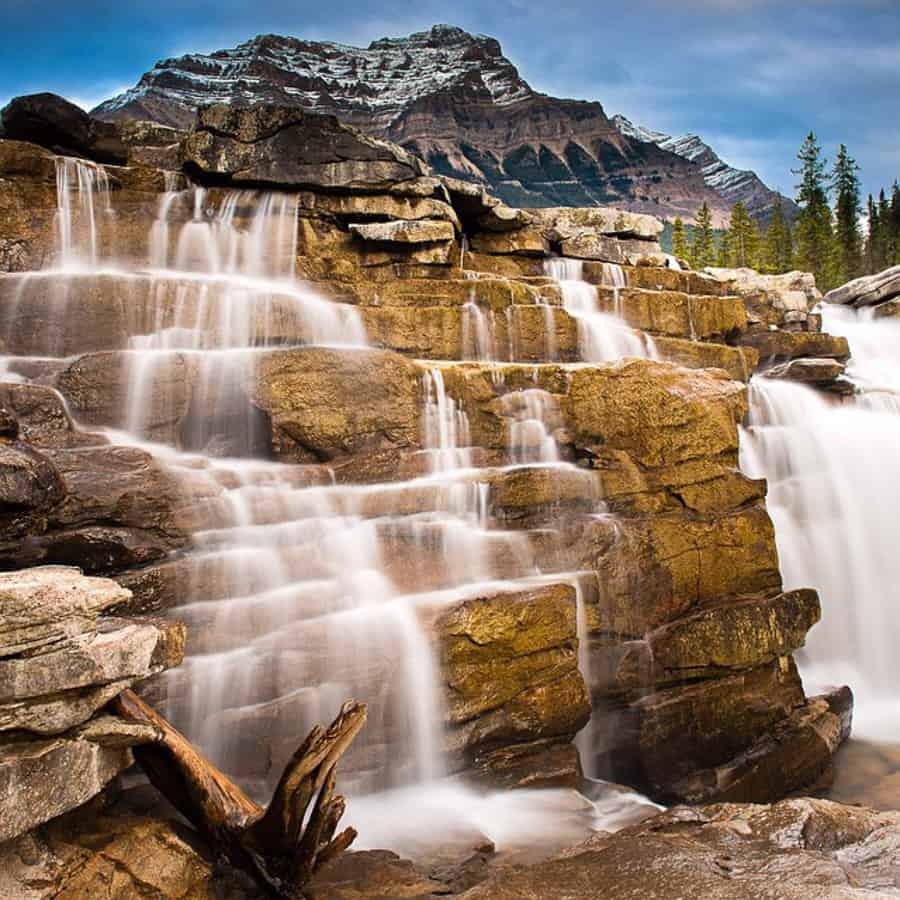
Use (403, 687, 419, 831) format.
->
(613, 115, 797, 221)
(92, 25, 751, 221)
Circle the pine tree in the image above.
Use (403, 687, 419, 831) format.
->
(717, 226, 731, 267)
(890, 183, 900, 265)
(671, 217, 689, 262)
(793, 132, 837, 290)
(690, 202, 715, 269)
(830, 144, 862, 283)
(761, 199, 793, 274)
(878, 189, 891, 269)
(866, 194, 881, 274)
(728, 201, 753, 267)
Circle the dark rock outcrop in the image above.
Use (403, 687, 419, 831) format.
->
(182, 103, 428, 190)
(0, 93, 128, 165)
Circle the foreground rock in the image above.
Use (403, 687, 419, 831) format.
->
(461, 797, 900, 899)
(0, 566, 184, 841)
(5, 793, 900, 899)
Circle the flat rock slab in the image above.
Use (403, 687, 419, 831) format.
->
(350, 219, 455, 244)
(0, 565, 130, 657)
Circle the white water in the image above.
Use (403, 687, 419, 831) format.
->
(544, 257, 656, 362)
(0, 162, 667, 850)
(741, 303, 900, 741)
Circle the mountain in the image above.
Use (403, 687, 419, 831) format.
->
(94, 24, 770, 223)
(613, 115, 798, 222)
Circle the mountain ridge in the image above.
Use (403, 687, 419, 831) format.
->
(93, 24, 786, 223)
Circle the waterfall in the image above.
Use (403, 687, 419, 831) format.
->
(0, 161, 661, 849)
(544, 257, 656, 362)
(54, 157, 111, 268)
(461, 295, 497, 362)
(741, 303, 900, 739)
(502, 388, 562, 465)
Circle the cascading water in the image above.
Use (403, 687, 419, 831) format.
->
(0, 160, 666, 852)
(544, 257, 656, 362)
(740, 302, 900, 741)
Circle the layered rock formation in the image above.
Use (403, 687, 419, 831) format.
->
(85, 25, 758, 221)
(0, 101, 849, 812)
(0, 566, 183, 843)
(706, 266, 852, 394)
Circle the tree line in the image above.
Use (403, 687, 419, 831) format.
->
(671, 135, 900, 292)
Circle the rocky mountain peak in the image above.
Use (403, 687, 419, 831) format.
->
(91, 25, 784, 221)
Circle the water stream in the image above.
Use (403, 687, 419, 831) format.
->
(0, 157, 666, 851)
(740, 304, 900, 745)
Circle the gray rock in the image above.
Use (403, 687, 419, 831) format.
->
(824, 265, 900, 308)
(0, 615, 185, 734)
(349, 219, 455, 244)
(0, 566, 129, 658)
(0, 733, 133, 842)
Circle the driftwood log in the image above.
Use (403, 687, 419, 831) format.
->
(111, 689, 367, 898)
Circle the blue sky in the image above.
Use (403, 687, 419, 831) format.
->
(2, 0, 898, 199)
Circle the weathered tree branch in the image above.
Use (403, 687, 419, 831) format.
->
(111, 688, 367, 898)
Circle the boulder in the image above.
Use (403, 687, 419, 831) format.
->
(182, 104, 428, 191)
(765, 357, 850, 392)
(0, 93, 128, 165)
(824, 264, 900, 308)
(349, 219, 455, 244)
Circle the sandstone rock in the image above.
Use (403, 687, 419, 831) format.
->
(671, 686, 853, 804)
(532, 207, 664, 241)
(621, 590, 820, 686)
(824, 264, 900, 308)
(0, 93, 128, 165)
(559, 232, 661, 265)
(349, 219, 455, 244)
(562, 359, 746, 469)
(594, 658, 806, 801)
(0, 440, 65, 546)
(427, 582, 590, 785)
(252, 348, 422, 466)
(469, 227, 548, 256)
(182, 104, 427, 191)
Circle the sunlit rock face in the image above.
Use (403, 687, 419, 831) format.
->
(0, 100, 850, 857)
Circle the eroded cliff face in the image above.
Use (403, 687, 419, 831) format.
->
(0, 99, 857, 877)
